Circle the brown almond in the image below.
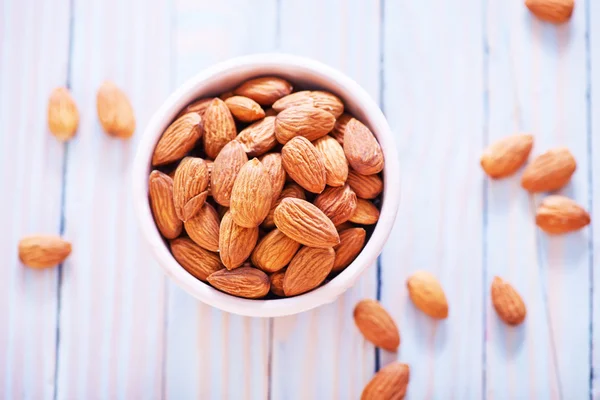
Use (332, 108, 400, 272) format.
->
(521, 147, 576, 192)
(349, 199, 380, 225)
(173, 157, 209, 221)
(281, 136, 327, 193)
(152, 113, 202, 166)
(274, 198, 340, 248)
(314, 185, 358, 226)
(176, 98, 213, 119)
(237, 116, 277, 156)
(230, 158, 273, 228)
(202, 98, 237, 159)
(264, 108, 278, 117)
(262, 183, 306, 230)
(96, 81, 136, 138)
(361, 362, 410, 400)
(219, 211, 259, 269)
(211, 140, 248, 207)
(275, 106, 336, 144)
(225, 96, 265, 122)
(219, 91, 234, 101)
(270, 270, 286, 297)
(48, 87, 79, 141)
(148, 170, 182, 239)
(170, 237, 223, 281)
(536, 195, 590, 234)
(252, 229, 300, 273)
(480, 134, 534, 178)
(491, 277, 527, 325)
(406, 271, 449, 319)
(347, 170, 383, 200)
(207, 267, 270, 299)
(259, 152, 286, 203)
(233, 76, 293, 106)
(353, 299, 400, 351)
(283, 247, 335, 296)
(333, 228, 366, 272)
(313, 135, 348, 187)
(272, 90, 344, 118)
(344, 118, 384, 175)
(18, 235, 72, 268)
(331, 113, 352, 145)
(335, 221, 355, 232)
(184, 203, 220, 252)
(525, 0, 574, 24)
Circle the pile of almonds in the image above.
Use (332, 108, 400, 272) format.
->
(148, 76, 385, 299)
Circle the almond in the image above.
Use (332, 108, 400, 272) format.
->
(48, 87, 79, 141)
(264, 108, 278, 117)
(333, 227, 366, 272)
(18, 235, 72, 268)
(207, 267, 270, 299)
(281, 136, 327, 193)
(259, 152, 286, 203)
(270, 270, 286, 296)
(274, 198, 340, 248)
(314, 185, 358, 226)
(353, 299, 400, 351)
(349, 199, 380, 225)
(313, 135, 348, 187)
(202, 98, 237, 159)
(347, 170, 383, 199)
(262, 183, 306, 230)
(152, 113, 202, 166)
(230, 158, 273, 228)
(331, 113, 352, 145)
(176, 98, 213, 119)
(96, 81, 136, 138)
(521, 147, 576, 192)
(184, 203, 220, 252)
(219, 211, 259, 269)
(225, 96, 265, 122)
(148, 170, 182, 239)
(233, 76, 293, 106)
(535, 195, 590, 234)
(344, 118, 384, 175)
(361, 362, 410, 400)
(206, 160, 214, 196)
(220, 91, 234, 101)
(275, 106, 336, 144)
(173, 157, 209, 221)
(525, 0, 574, 23)
(272, 90, 344, 118)
(480, 134, 534, 178)
(283, 247, 335, 296)
(406, 271, 448, 319)
(251, 229, 301, 273)
(211, 140, 248, 206)
(237, 116, 277, 156)
(335, 221, 355, 232)
(170, 237, 223, 281)
(491, 277, 527, 325)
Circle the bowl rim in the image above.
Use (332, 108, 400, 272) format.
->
(132, 53, 400, 317)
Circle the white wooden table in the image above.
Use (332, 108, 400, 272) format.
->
(2, 0, 599, 398)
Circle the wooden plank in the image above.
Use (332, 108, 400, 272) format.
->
(0, 0, 70, 398)
(485, 1, 591, 398)
(379, 0, 484, 397)
(270, 2, 381, 399)
(55, 0, 171, 397)
(165, 1, 277, 399)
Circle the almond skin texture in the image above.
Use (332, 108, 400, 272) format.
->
(152, 113, 202, 166)
(314, 185, 358, 226)
(406, 271, 449, 319)
(333, 228, 366, 272)
(281, 136, 327, 194)
(18, 235, 72, 268)
(536, 195, 590, 234)
(361, 362, 410, 400)
(237, 116, 277, 156)
(230, 158, 273, 228)
(262, 183, 306, 230)
(313, 135, 349, 187)
(184, 203, 220, 252)
(176, 98, 213, 118)
(349, 199, 380, 225)
(347, 170, 383, 199)
(233, 77, 293, 106)
(251, 229, 301, 273)
(96, 81, 136, 138)
(48, 87, 79, 141)
(259, 152, 286, 203)
(219, 211, 259, 270)
(525, 0, 574, 23)
(202, 98, 237, 159)
(353, 299, 400, 351)
(173, 157, 209, 221)
(270, 270, 286, 297)
(224, 95, 265, 122)
(207, 267, 270, 299)
(274, 198, 340, 248)
(148, 171, 182, 239)
(272, 90, 344, 118)
(332, 113, 352, 145)
(275, 105, 336, 144)
(170, 238, 223, 281)
(521, 147, 576, 192)
(283, 247, 335, 296)
(491, 277, 527, 325)
(211, 140, 248, 207)
(344, 118, 384, 175)
(480, 134, 534, 178)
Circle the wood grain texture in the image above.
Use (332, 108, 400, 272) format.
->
(0, 0, 70, 398)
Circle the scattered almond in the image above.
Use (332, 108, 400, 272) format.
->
(219, 211, 259, 270)
(491, 277, 527, 326)
(173, 157, 209, 221)
(349, 199, 380, 225)
(536, 195, 590, 234)
(148, 171, 182, 239)
(361, 362, 410, 400)
(313, 135, 349, 187)
(170, 238, 223, 281)
(314, 185, 358, 226)
(96, 81, 136, 138)
(281, 136, 327, 193)
(48, 87, 79, 141)
(521, 147, 576, 192)
(262, 183, 306, 230)
(333, 228, 366, 272)
(274, 198, 340, 248)
(184, 203, 220, 252)
(347, 170, 383, 199)
(251, 229, 301, 273)
(211, 140, 248, 207)
(202, 98, 237, 159)
(233, 76, 293, 106)
(480, 134, 534, 178)
(230, 158, 273, 228)
(237, 116, 277, 156)
(259, 152, 286, 203)
(406, 271, 448, 319)
(18, 235, 72, 268)
(225, 95, 265, 122)
(283, 246, 335, 296)
(207, 267, 270, 299)
(353, 299, 400, 351)
(344, 118, 384, 175)
(152, 113, 202, 166)
(275, 105, 336, 144)
(525, 0, 574, 24)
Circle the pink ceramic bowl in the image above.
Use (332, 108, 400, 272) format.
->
(132, 54, 400, 317)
